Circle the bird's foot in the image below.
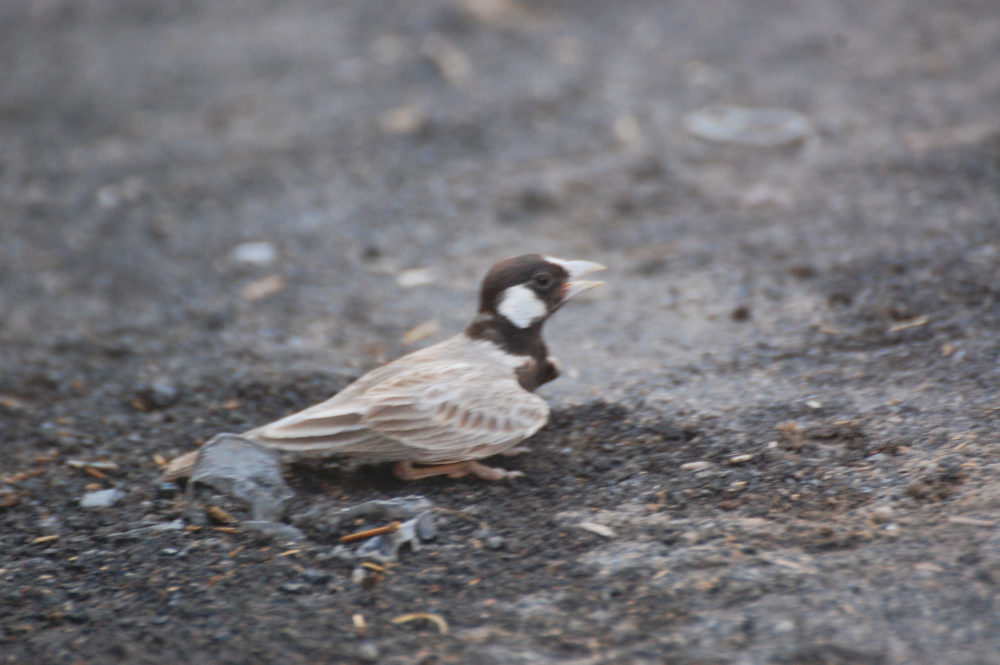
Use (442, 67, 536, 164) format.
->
(394, 460, 523, 481)
(501, 446, 531, 457)
(461, 461, 524, 481)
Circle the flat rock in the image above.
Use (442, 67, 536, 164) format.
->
(185, 434, 293, 522)
(682, 105, 812, 148)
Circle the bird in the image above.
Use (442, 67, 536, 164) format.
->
(162, 254, 605, 482)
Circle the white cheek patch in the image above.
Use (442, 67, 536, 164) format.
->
(497, 284, 548, 328)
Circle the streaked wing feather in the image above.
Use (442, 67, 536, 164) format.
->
(243, 343, 549, 464)
(361, 364, 549, 463)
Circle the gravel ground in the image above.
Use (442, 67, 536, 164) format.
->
(2, 1, 999, 663)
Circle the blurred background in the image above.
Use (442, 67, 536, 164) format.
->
(4, 1, 998, 387)
(2, 1, 999, 663)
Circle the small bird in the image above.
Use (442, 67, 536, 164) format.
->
(163, 254, 605, 482)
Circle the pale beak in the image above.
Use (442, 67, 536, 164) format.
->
(548, 258, 607, 301)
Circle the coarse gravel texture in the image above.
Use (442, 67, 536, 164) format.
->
(2, 1, 1000, 664)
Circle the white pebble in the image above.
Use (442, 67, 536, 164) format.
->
(396, 267, 436, 288)
(577, 521, 616, 538)
(683, 105, 812, 148)
(80, 489, 125, 509)
(231, 241, 277, 266)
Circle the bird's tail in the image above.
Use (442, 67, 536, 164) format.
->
(161, 449, 199, 481)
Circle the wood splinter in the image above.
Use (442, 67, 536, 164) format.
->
(340, 520, 402, 544)
(391, 612, 449, 634)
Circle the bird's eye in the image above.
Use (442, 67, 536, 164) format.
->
(533, 272, 553, 289)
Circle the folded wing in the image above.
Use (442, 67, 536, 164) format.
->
(245, 358, 549, 465)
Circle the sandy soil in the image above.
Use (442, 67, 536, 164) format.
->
(2, 1, 999, 663)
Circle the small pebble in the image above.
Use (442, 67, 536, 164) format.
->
(613, 113, 642, 147)
(774, 619, 795, 633)
(869, 505, 895, 524)
(415, 511, 437, 541)
(355, 535, 394, 561)
(155, 482, 181, 498)
(682, 105, 812, 148)
(577, 521, 616, 538)
(357, 641, 379, 663)
(231, 241, 277, 266)
(396, 268, 436, 288)
(730, 304, 752, 321)
(131, 381, 179, 411)
(240, 274, 286, 301)
(378, 105, 428, 135)
(80, 489, 125, 509)
(302, 568, 332, 584)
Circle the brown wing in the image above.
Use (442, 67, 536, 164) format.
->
(360, 363, 550, 463)
(245, 355, 549, 465)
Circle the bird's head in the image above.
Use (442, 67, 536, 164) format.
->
(477, 254, 606, 330)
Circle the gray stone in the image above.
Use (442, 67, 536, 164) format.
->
(353, 511, 436, 562)
(682, 105, 812, 148)
(356, 640, 379, 662)
(185, 433, 293, 522)
(336, 495, 433, 522)
(242, 520, 306, 544)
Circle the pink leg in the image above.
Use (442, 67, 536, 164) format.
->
(393, 460, 524, 481)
